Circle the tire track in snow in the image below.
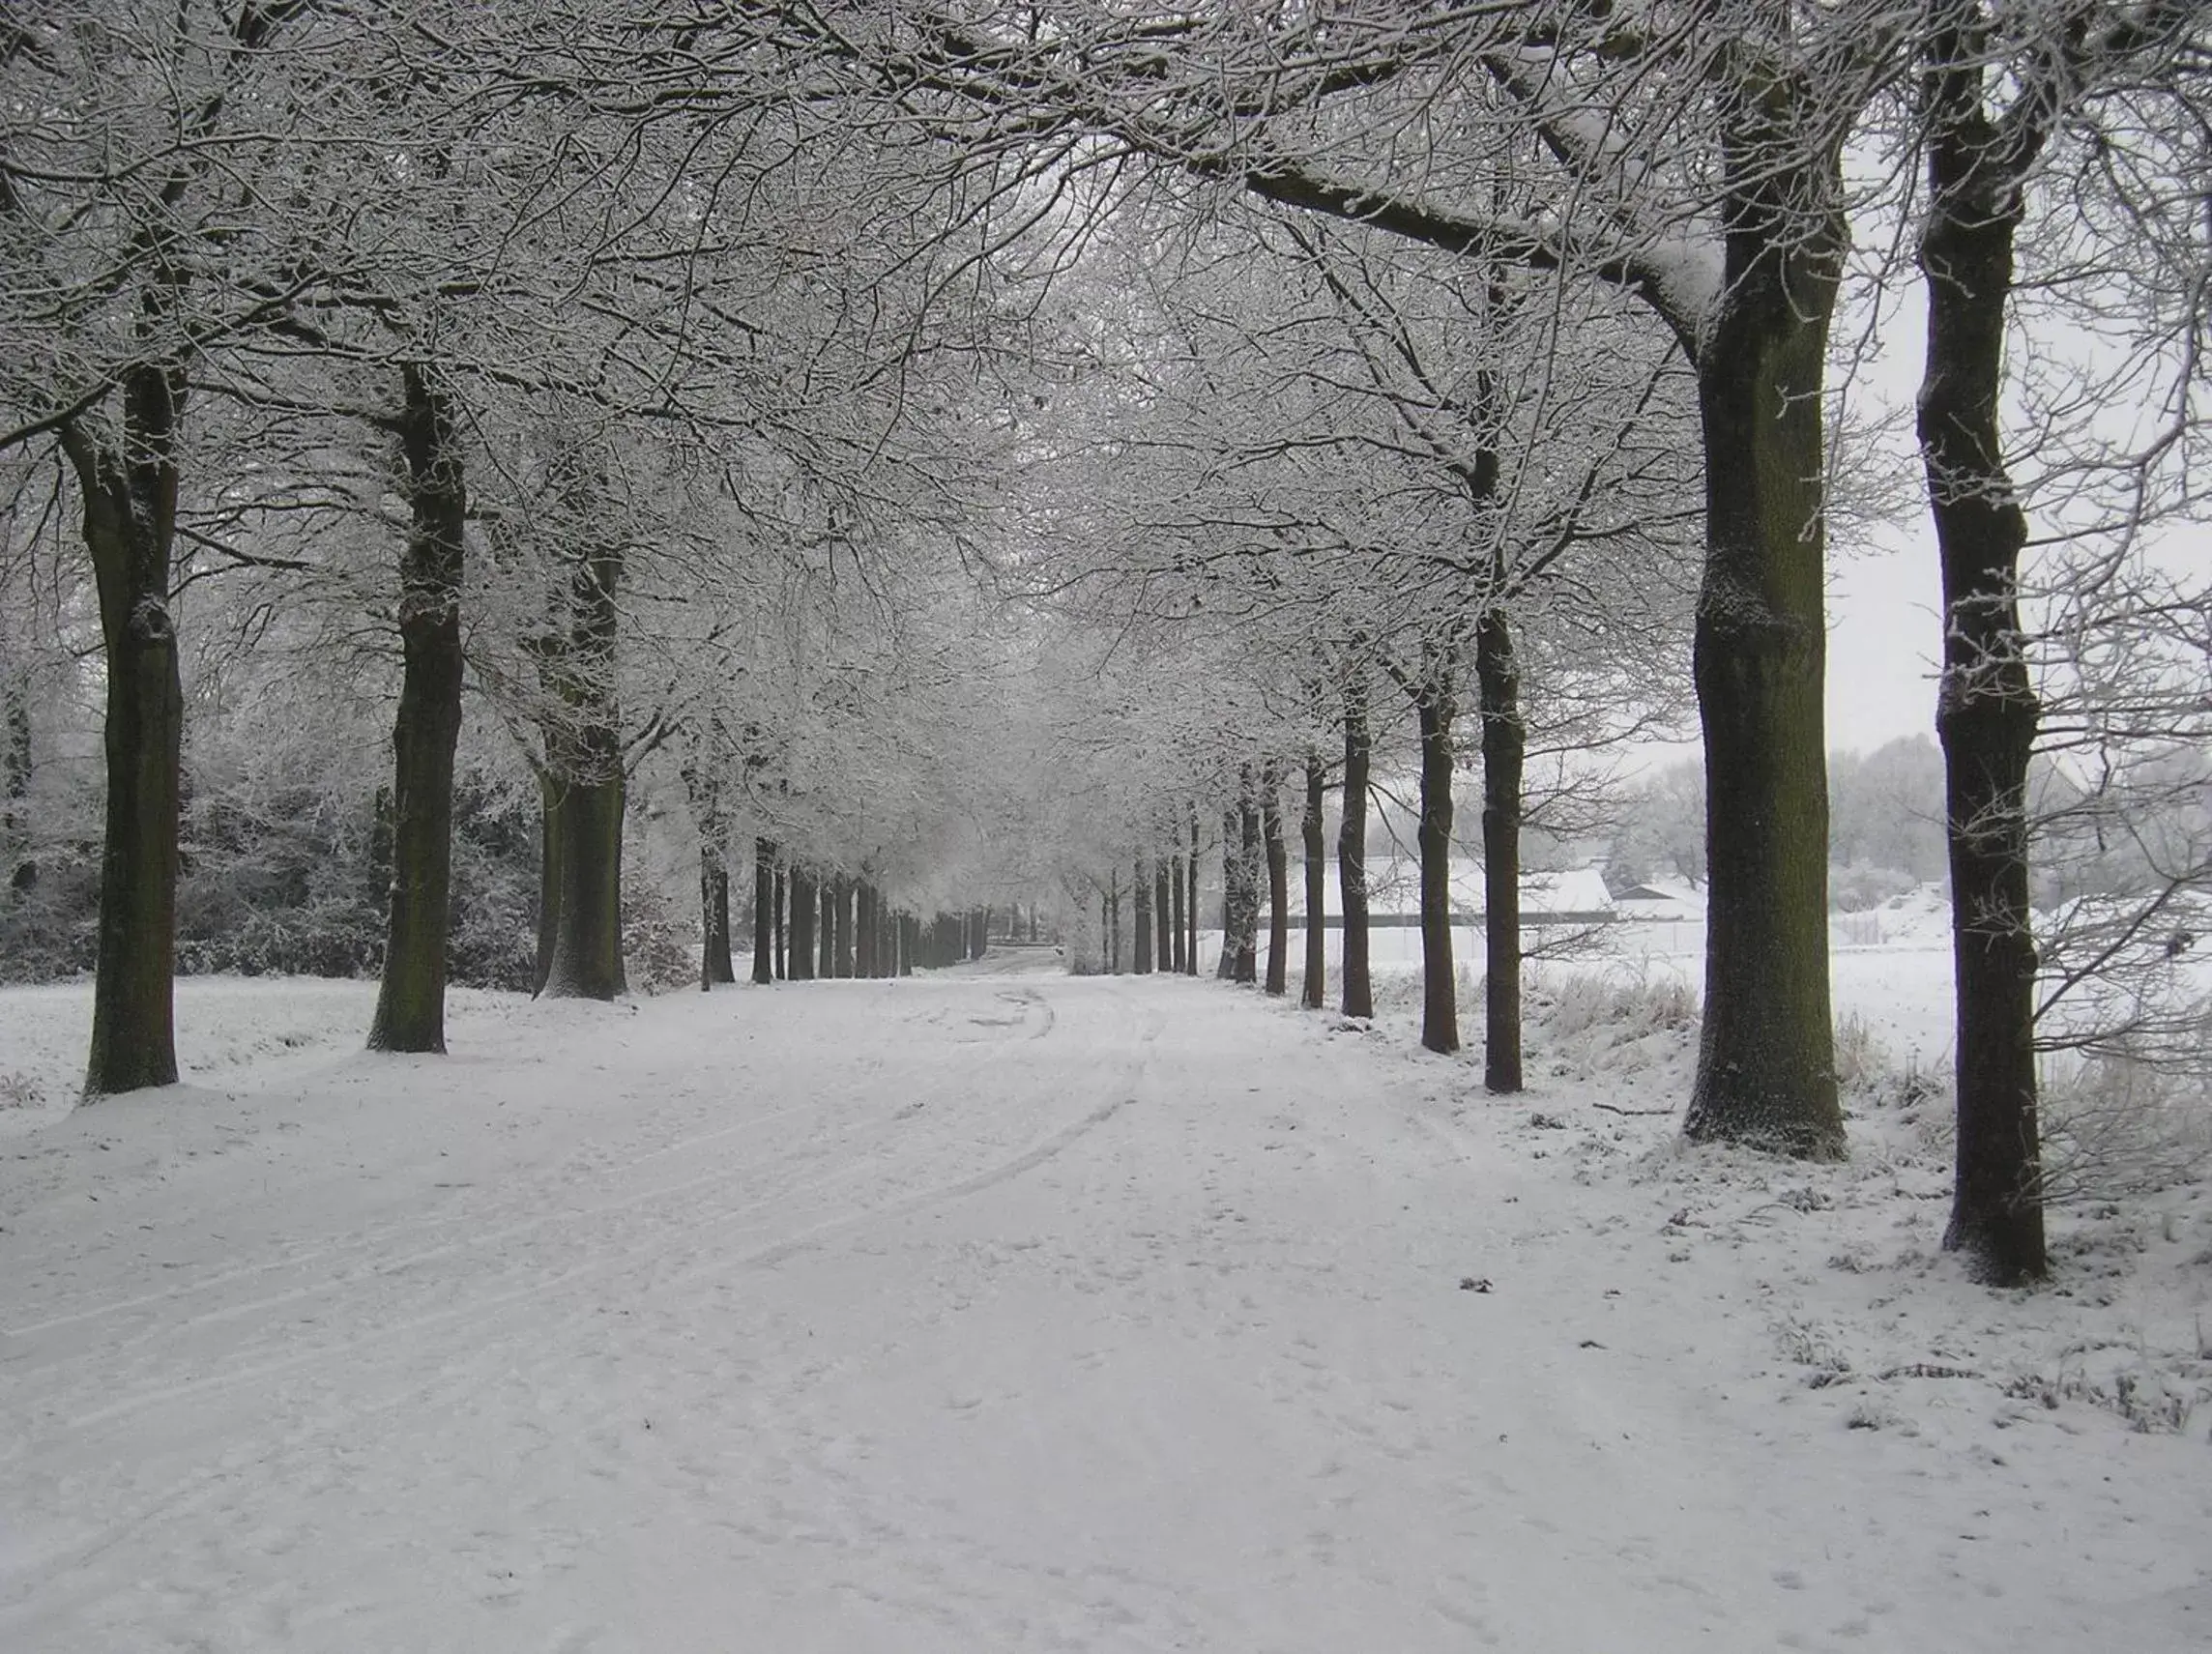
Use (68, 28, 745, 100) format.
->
(13, 979, 1142, 1441)
(0, 974, 1162, 1635)
(0, 1090, 1142, 1625)
(1, 980, 1041, 1364)
(0, 1093, 829, 1344)
(47, 1088, 1134, 1440)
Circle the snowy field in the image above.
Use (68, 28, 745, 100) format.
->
(3, 956, 2208, 1652)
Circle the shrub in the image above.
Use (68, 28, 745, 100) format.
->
(2038, 1053, 2212, 1204)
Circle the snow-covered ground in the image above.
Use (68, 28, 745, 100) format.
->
(2, 959, 2207, 1652)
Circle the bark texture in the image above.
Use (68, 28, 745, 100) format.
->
(539, 540, 626, 1002)
(1920, 5, 2048, 1283)
(369, 366, 467, 1052)
(63, 366, 186, 1097)
(1680, 89, 1847, 1156)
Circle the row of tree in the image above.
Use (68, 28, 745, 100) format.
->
(5, 3, 2208, 1291)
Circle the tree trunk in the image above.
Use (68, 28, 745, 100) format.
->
(833, 876, 855, 978)
(1476, 609, 1525, 1092)
(1, 674, 31, 894)
(900, 913, 917, 975)
(1414, 668, 1460, 1056)
(772, 862, 786, 978)
(1154, 856, 1173, 976)
(1134, 856, 1153, 973)
(1185, 808, 1200, 975)
(1171, 850, 1188, 973)
(856, 880, 877, 978)
(1263, 773, 1289, 997)
(1217, 809, 1239, 981)
(818, 882, 834, 977)
(1339, 669, 1374, 1019)
(700, 858, 735, 989)
(788, 867, 816, 980)
(1679, 119, 1847, 1157)
(540, 539, 626, 1002)
(368, 365, 467, 1052)
(534, 772, 561, 996)
(1921, 8, 2047, 1284)
(747, 837, 774, 985)
(543, 766, 626, 1000)
(1235, 790, 1261, 984)
(62, 373, 187, 1097)
(1301, 755, 1327, 1009)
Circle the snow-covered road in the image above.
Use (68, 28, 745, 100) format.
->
(2, 966, 2206, 1652)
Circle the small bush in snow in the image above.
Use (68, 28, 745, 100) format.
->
(1832, 1012, 1884, 1093)
(1535, 970, 1698, 1041)
(1772, 1315, 1852, 1384)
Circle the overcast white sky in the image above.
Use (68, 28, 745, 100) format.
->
(1828, 525, 1944, 751)
(1824, 267, 1948, 756)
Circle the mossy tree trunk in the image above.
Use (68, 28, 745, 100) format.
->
(1679, 90, 1847, 1158)
(369, 366, 467, 1052)
(1920, 4, 2048, 1283)
(539, 538, 626, 1002)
